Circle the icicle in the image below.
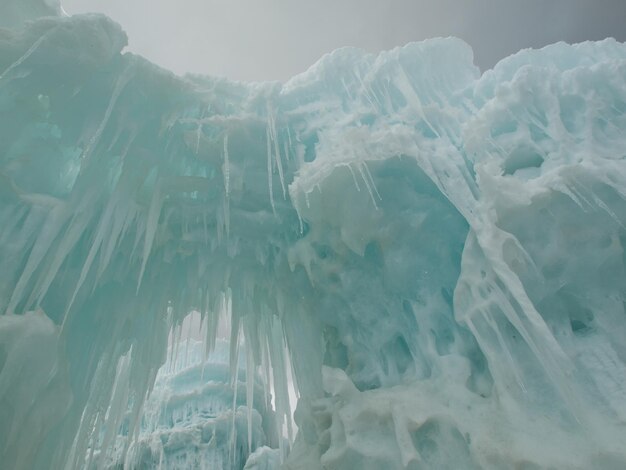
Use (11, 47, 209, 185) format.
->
(291, 195, 304, 235)
(82, 64, 134, 165)
(95, 354, 132, 470)
(65, 198, 121, 323)
(229, 320, 241, 469)
(266, 124, 276, 215)
(97, 203, 137, 282)
(228, 295, 239, 382)
(358, 163, 379, 210)
(572, 176, 626, 229)
(6, 206, 69, 314)
(267, 317, 293, 445)
(283, 139, 291, 163)
(347, 163, 361, 192)
(394, 66, 440, 138)
(171, 323, 184, 374)
(340, 76, 354, 101)
(203, 212, 209, 246)
(195, 120, 202, 154)
(85, 412, 101, 470)
(355, 72, 378, 110)
(183, 317, 193, 369)
(224, 196, 230, 241)
(362, 161, 382, 201)
(158, 445, 165, 470)
(223, 133, 230, 197)
(245, 332, 255, 455)
(204, 300, 219, 360)
(268, 106, 287, 199)
(137, 178, 163, 292)
(35, 201, 98, 319)
(261, 328, 272, 412)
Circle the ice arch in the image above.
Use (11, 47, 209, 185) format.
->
(1, 11, 626, 470)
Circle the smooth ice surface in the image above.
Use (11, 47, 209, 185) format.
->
(1, 7, 626, 470)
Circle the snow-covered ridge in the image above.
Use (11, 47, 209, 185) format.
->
(1, 12, 626, 470)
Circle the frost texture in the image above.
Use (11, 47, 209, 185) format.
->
(1, 11, 626, 470)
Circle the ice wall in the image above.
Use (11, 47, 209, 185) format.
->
(1, 10, 626, 470)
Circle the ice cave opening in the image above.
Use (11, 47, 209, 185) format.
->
(1, 3, 626, 470)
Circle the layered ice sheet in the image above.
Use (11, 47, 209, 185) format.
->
(1, 10, 626, 470)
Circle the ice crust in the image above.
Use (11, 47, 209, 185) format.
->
(1, 11, 626, 470)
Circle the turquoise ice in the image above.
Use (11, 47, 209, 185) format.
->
(1, 4, 626, 470)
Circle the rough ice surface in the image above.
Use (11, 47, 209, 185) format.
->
(1, 8, 626, 470)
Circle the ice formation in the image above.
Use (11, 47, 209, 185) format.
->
(97, 334, 281, 469)
(1, 5, 626, 470)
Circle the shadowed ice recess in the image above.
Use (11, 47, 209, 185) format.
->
(1, 3, 626, 470)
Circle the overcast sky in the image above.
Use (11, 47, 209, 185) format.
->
(62, 0, 626, 82)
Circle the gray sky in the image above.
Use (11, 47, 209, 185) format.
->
(62, 0, 626, 82)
